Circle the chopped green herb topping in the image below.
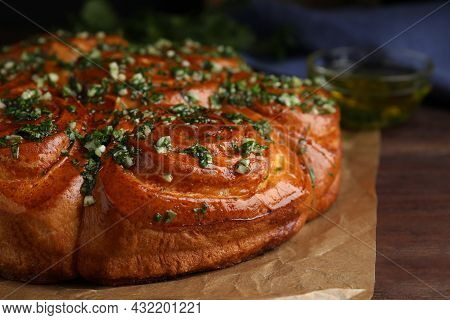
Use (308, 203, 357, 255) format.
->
(298, 138, 308, 155)
(239, 138, 268, 157)
(128, 73, 154, 104)
(194, 202, 209, 220)
(80, 158, 101, 200)
(112, 129, 126, 142)
(223, 113, 248, 124)
(149, 92, 164, 104)
(202, 60, 222, 72)
(161, 115, 176, 124)
(214, 78, 336, 115)
(215, 80, 255, 107)
(0, 51, 49, 82)
(83, 195, 96, 207)
(169, 104, 212, 124)
(235, 158, 251, 174)
(3, 89, 51, 121)
(223, 113, 272, 140)
(169, 104, 202, 117)
(66, 105, 77, 113)
(62, 77, 83, 98)
(261, 74, 303, 89)
(86, 79, 109, 103)
(277, 93, 301, 107)
(82, 126, 113, 157)
(0, 135, 23, 159)
(251, 120, 272, 140)
(308, 167, 316, 188)
(170, 67, 190, 80)
(182, 144, 213, 168)
(65, 121, 82, 143)
(183, 90, 199, 104)
(0, 35, 337, 208)
(71, 158, 80, 166)
(164, 210, 177, 223)
(154, 210, 177, 223)
(110, 143, 138, 168)
(136, 122, 154, 140)
(162, 173, 173, 182)
(155, 136, 172, 154)
(15, 119, 57, 141)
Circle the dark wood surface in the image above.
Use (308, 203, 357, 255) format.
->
(373, 106, 450, 299)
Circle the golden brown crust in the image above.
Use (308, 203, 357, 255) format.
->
(0, 157, 82, 283)
(0, 32, 341, 284)
(78, 201, 306, 285)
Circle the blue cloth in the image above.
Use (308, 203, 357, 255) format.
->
(238, 0, 450, 94)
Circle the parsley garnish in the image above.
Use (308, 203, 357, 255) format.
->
(298, 138, 308, 155)
(239, 138, 268, 157)
(3, 90, 50, 121)
(0, 135, 23, 159)
(110, 141, 139, 168)
(182, 144, 213, 168)
(155, 136, 172, 154)
(80, 158, 101, 198)
(235, 158, 251, 174)
(194, 202, 209, 220)
(277, 93, 301, 107)
(169, 104, 211, 124)
(251, 120, 272, 141)
(153, 213, 163, 222)
(308, 167, 316, 188)
(223, 113, 272, 140)
(15, 119, 57, 141)
(86, 79, 109, 103)
(149, 92, 164, 104)
(164, 210, 177, 223)
(136, 122, 154, 140)
(216, 81, 254, 107)
(66, 105, 77, 113)
(65, 121, 82, 143)
(153, 210, 177, 224)
(82, 126, 113, 157)
(223, 113, 248, 124)
(62, 77, 83, 98)
(170, 67, 190, 80)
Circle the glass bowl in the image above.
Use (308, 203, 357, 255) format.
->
(307, 47, 433, 130)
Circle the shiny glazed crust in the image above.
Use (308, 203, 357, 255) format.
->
(0, 33, 341, 285)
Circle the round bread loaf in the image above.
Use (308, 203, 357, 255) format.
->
(0, 32, 341, 285)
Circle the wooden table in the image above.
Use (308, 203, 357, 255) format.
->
(373, 106, 450, 299)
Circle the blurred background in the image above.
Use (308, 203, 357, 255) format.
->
(0, 0, 450, 128)
(0, 2, 446, 71)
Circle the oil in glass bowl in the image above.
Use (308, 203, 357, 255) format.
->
(308, 47, 433, 130)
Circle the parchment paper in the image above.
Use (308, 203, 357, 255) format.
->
(0, 131, 380, 300)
